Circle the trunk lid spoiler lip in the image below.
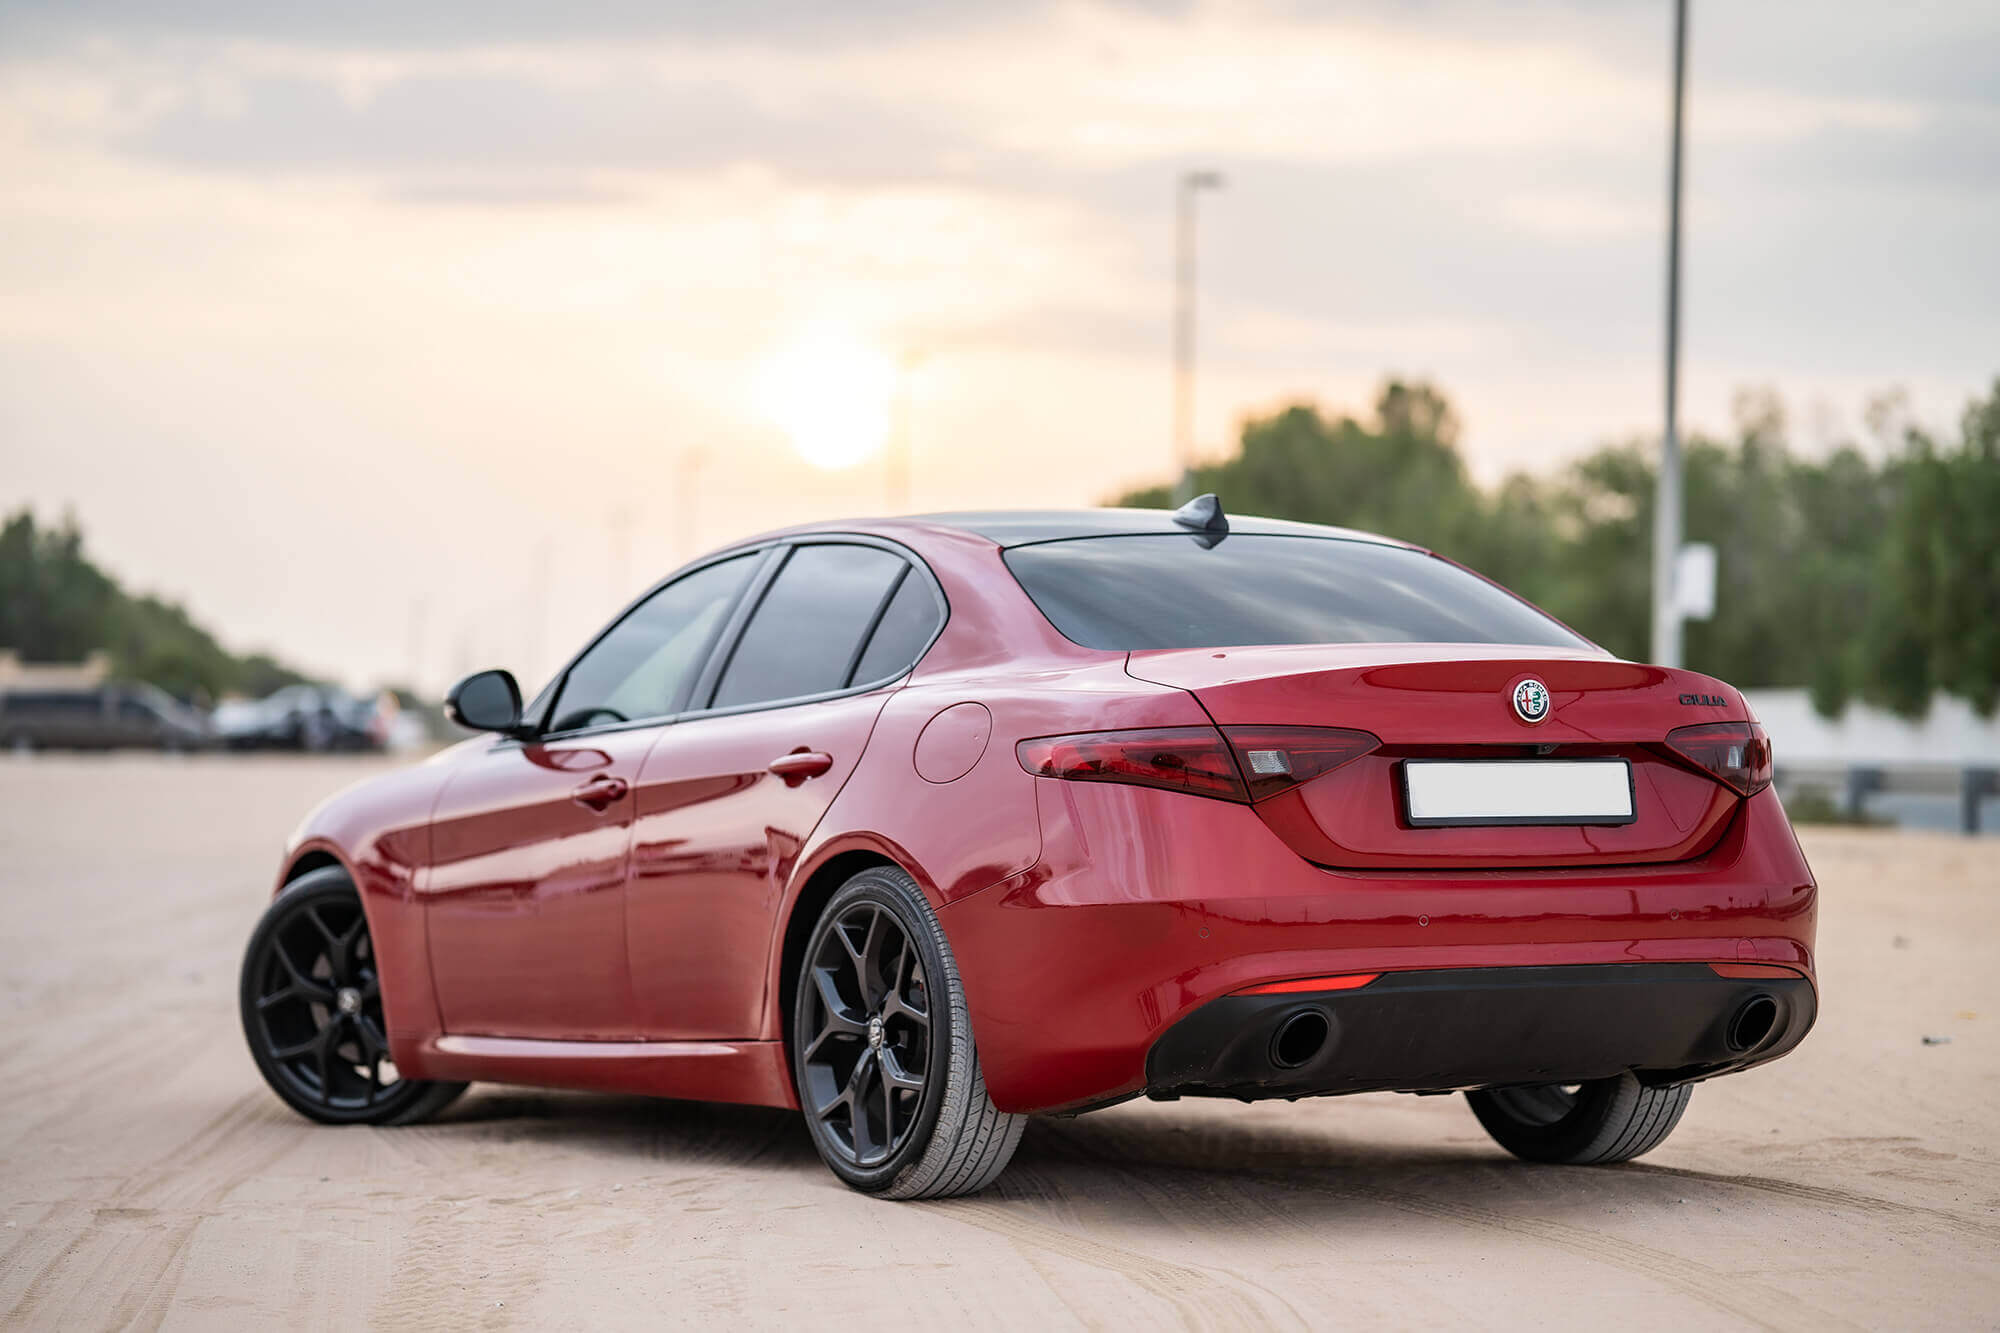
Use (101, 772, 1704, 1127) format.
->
(1125, 642, 1627, 691)
(1121, 644, 1754, 744)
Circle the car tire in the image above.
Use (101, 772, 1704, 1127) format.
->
(1466, 1072, 1691, 1165)
(240, 867, 468, 1126)
(792, 865, 1025, 1199)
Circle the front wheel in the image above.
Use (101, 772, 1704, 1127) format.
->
(793, 866, 1024, 1198)
(1466, 1072, 1691, 1164)
(240, 867, 466, 1126)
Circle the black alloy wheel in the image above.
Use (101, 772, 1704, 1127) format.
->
(800, 900, 933, 1168)
(240, 867, 464, 1126)
(793, 867, 1025, 1198)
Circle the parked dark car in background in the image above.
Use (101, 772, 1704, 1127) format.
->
(212, 685, 389, 752)
(0, 683, 211, 751)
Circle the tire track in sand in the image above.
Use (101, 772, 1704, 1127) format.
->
(5, 1093, 306, 1329)
(1258, 1169, 1859, 1332)
(1619, 1162, 2000, 1242)
(1036, 1117, 1850, 1332)
(935, 1189, 1306, 1330)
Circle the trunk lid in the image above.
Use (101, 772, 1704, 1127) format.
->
(1127, 644, 1748, 869)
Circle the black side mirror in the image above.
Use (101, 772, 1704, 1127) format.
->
(445, 669, 524, 734)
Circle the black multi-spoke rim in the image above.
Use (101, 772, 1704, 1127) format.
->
(248, 896, 401, 1110)
(1488, 1082, 1587, 1127)
(801, 903, 932, 1167)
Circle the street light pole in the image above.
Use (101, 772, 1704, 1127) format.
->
(1651, 0, 1689, 668)
(1173, 170, 1224, 506)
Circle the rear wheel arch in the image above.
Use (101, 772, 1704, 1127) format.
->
(789, 861, 1025, 1196)
(776, 848, 905, 1062)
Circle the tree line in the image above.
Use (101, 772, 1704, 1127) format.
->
(1116, 376, 2000, 718)
(0, 509, 311, 703)
(5, 375, 1994, 717)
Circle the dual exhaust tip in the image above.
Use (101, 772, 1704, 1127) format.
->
(1726, 993, 1780, 1053)
(1270, 1008, 1333, 1069)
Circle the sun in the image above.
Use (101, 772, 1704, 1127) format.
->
(757, 326, 897, 470)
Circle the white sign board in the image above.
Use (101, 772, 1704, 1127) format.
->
(1676, 542, 1717, 621)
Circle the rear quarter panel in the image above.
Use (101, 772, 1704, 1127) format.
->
(771, 526, 1206, 1039)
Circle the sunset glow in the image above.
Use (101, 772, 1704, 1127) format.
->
(1, 1, 1991, 689)
(758, 327, 898, 471)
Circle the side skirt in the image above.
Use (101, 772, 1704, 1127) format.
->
(397, 1034, 799, 1110)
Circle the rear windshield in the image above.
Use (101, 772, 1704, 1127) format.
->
(1003, 534, 1591, 651)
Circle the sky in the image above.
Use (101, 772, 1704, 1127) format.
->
(3, 0, 1997, 692)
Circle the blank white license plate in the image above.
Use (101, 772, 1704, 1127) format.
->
(1401, 760, 1635, 827)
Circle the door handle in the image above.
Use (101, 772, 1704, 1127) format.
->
(571, 775, 629, 812)
(768, 750, 834, 786)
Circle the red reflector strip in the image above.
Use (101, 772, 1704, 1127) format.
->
(1237, 972, 1381, 996)
(1709, 963, 1802, 980)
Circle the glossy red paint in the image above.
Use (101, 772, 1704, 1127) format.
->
(625, 690, 889, 1039)
(943, 776, 1814, 1112)
(426, 728, 658, 1039)
(1130, 646, 1745, 868)
(269, 511, 1818, 1117)
(273, 756, 453, 1048)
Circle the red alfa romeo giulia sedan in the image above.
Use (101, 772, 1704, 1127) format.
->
(240, 499, 1817, 1198)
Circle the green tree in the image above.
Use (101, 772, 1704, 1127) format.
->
(1934, 383, 2000, 715)
(1108, 374, 1999, 721)
(0, 510, 119, 664)
(1117, 379, 1494, 561)
(1538, 442, 1653, 662)
(1867, 378, 2000, 717)
(0, 507, 315, 702)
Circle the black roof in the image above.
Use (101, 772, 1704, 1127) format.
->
(902, 507, 1413, 550)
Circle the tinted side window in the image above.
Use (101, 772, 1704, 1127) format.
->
(550, 554, 756, 732)
(711, 544, 906, 709)
(1004, 535, 1590, 651)
(851, 571, 943, 686)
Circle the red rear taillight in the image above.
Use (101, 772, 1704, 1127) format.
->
(1220, 725, 1379, 800)
(1665, 721, 1772, 796)
(1017, 727, 1249, 801)
(1017, 725, 1379, 804)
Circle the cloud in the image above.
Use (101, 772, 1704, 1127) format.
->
(16, 2, 1950, 183)
(0, 0, 1029, 52)
(1, 0, 1996, 687)
(123, 65, 975, 186)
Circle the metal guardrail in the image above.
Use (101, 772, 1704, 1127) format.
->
(1775, 764, 1999, 834)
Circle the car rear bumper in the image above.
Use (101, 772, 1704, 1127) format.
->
(1144, 963, 1815, 1101)
(941, 781, 1817, 1114)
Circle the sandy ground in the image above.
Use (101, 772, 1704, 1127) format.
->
(1, 754, 1996, 1331)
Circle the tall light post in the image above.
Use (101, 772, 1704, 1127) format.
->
(1651, 0, 1689, 668)
(1173, 169, 1224, 506)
